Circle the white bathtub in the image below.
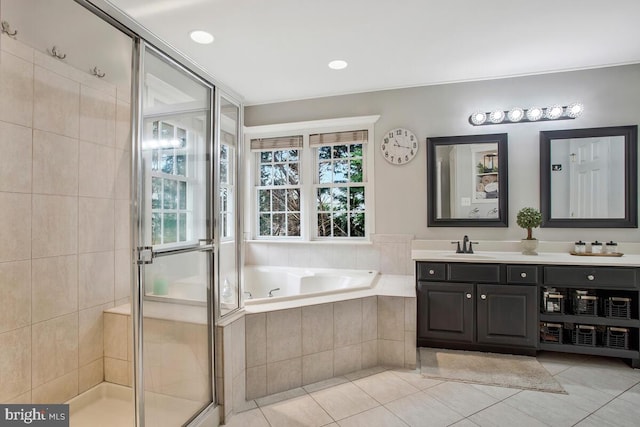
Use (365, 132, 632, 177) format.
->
(243, 266, 378, 304)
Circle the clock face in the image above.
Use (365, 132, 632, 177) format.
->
(381, 128, 418, 165)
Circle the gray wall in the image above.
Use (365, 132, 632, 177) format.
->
(245, 64, 640, 242)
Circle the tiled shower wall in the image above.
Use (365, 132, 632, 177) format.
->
(0, 35, 131, 404)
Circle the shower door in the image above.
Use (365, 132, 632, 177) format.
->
(134, 43, 215, 427)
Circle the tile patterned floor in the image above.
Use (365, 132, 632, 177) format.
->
(222, 352, 640, 427)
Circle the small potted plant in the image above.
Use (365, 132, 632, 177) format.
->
(516, 207, 542, 255)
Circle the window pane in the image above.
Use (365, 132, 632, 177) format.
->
(176, 127, 186, 147)
(152, 121, 159, 139)
(163, 213, 177, 243)
(273, 164, 286, 185)
(333, 145, 348, 159)
(220, 213, 227, 238)
(318, 146, 331, 160)
(272, 189, 286, 212)
(349, 186, 365, 211)
(220, 144, 228, 161)
(272, 213, 286, 236)
(163, 179, 178, 209)
(161, 152, 174, 174)
(318, 161, 332, 183)
(332, 187, 348, 211)
(287, 189, 300, 211)
(179, 181, 187, 210)
(160, 122, 174, 140)
(287, 213, 300, 236)
(349, 159, 363, 182)
(179, 213, 187, 241)
(260, 165, 273, 185)
(349, 144, 362, 158)
(317, 213, 331, 237)
(151, 177, 162, 209)
(259, 214, 271, 236)
(260, 151, 272, 163)
(317, 187, 331, 211)
(333, 160, 348, 183)
(274, 150, 285, 162)
(220, 187, 228, 212)
(286, 163, 299, 185)
(176, 154, 186, 176)
(258, 189, 271, 212)
(151, 150, 159, 171)
(152, 212, 162, 245)
(220, 161, 228, 184)
(288, 150, 299, 161)
(350, 212, 365, 237)
(333, 213, 347, 237)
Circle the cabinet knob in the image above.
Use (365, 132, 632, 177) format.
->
(520, 272, 527, 278)
(480, 294, 487, 300)
(429, 269, 435, 275)
(587, 274, 595, 281)
(466, 293, 472, 299)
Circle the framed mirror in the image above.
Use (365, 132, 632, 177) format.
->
(427, 133, 508, 227)
(540, 125, 638, 228)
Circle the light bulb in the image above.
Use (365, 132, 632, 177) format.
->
(566, 102, 584, 118)
(489, 110, 505, 123)
(507, 108, 524, 122)
(526, 107, 543, 121)
(545, 105, 564, 120)
(189, 30, 214, 44)
(470, 112, 487, 125)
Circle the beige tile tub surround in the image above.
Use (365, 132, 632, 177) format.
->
(244, 294, 416, 401)
(0, 34, 131, 404)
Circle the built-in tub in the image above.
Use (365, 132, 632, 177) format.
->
(243, 265, 378, 304)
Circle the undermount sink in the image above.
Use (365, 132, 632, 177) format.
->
(443, 253, 495, 260)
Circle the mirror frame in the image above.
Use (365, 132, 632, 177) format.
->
(540, 125, 638, 228)
(427, 133, 509, 227)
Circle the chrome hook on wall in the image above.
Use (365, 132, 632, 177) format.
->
(49, 46, 66, 60)
(1, 21, 18, 38)
(90, 66, 106, 78)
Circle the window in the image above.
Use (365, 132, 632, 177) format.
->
(149, 120, 190, 245)
(313, 131, 367, 237)
(220, 132, 235, 240)
(253, 136, 303, 237)
(247, 117, 376, 241)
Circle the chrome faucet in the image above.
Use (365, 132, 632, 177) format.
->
(268, 288, 281, 297)
(451, 235, 478, 254)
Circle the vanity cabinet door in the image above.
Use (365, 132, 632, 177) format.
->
(476, 284, 537, 348)
(417, 281, 474, 343)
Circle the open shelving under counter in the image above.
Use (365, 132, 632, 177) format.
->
(412, 243, 640, 368)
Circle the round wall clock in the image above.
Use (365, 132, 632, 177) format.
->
(381, 128, 418, 165)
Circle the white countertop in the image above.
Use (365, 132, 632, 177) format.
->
(411, 250, 640, 267)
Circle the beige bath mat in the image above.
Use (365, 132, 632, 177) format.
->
(420, 347, 565, 393)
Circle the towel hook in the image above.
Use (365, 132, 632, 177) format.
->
(1, 21, 18, 37)
(90, 66, 105, 78)
(49, 46, 66, 60)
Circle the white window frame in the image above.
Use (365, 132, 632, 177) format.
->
(244, 115, 379, 241)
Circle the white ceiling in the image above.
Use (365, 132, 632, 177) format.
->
(38, 1, 640, 105)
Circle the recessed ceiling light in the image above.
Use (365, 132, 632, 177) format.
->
(328, 60, 348, 70)
(190, 30, 214, 44)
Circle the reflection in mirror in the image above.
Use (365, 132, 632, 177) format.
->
(540, 126, 638, 228)
(427, 134, 508, 227)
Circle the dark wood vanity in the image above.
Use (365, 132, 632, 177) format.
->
(416, 260, 640, 367)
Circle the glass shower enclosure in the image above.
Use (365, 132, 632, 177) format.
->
(133, 44, 216, 426)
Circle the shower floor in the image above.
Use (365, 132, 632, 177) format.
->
(68, 382, 208, 427)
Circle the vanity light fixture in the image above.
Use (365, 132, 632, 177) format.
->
(190, 30, 214, 44)
(469, 103, 584, 126)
